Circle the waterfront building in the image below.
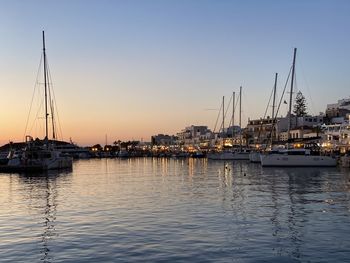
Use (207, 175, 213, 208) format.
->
(246, 116, 276, 145)
(326, 97, 350, 121)
(246, 114, 324, 144)
(278, 128, 314, 141)
(206, 125, 247, 150)
(322, 116, 350, 153)
(151, 134, 177, 146)
(176, 125, 212, 148)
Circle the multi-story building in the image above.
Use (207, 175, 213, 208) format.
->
(322, 116, 350, 153)
(176, 125, 213, 147)
(151, 134, 177, 146)
(247, 114, 325, 143)
(279, 128, 314, 141)
(326, 97, 350, 121)
(246, 116, 276, 145)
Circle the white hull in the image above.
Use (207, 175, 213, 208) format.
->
(6, 145, 73, 171)
(249, 152, 261, 163)
(5, 155, 72, 172)
(260, 153, 337, 167)
(207, 151, 250, 160)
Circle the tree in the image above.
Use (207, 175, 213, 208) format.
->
(293, 91, 308, 128)
(293, 91, 308, 117)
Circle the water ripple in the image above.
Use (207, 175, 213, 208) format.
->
(0, 158, 350, 262)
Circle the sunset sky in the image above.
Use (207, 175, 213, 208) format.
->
(1, 0, 349, 146)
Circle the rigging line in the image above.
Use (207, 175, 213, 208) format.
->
(227, 93, 240, 128)
(227, 92, 239, 127)
(46, 59, 58, 140)
(28, 97, 45, 136)
(297, 59, 316, 115)
(240, 89, 249, 128)
(46, 58, 63, 140)
(227, 95, 233, 127)
(257, 84, 275, 143)
(223, 94, 233, 127)
(213, 100, 223, 133)
(268, 65, 293, 143)
(47, 62, 53, 139)
(23, 54, 44, 141)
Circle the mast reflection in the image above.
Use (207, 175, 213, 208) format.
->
(19, 170, 71, 262)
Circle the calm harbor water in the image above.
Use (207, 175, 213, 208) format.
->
(1, 158, 350, 262)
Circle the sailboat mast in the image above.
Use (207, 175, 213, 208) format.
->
(43, 30, 49, 140)
(287, 48, 297, 142)
(232, 92, 235, 147)
(272, 73, 278, 120)
(51, 100, 56, 140)
(239, 86, 242, 151)
(272, 73, 278, 142)
(222, 96, 225, 139)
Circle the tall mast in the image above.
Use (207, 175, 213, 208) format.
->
(239, 86, 242, 151)
(287, 48, 297, 142)
(272, 73, 278, 120)
(271, 72, 278, 146)
(232, 91, 235, 148)
(51, 100, 56, 140)
(272, 73, 278, 143)
(43, 30, 49, 140)
(222, 96, 225, 138)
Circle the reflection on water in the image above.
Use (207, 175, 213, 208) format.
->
(0, 170, 71, 263)
(0, 159, 350, 262)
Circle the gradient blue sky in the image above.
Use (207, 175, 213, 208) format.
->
(0, 0, 349, 145)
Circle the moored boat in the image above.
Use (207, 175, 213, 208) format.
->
(1, 31, 73, 172)
(249, 151, 261, 163)
(260, 148, 336, 167)
(260, 48, 337, 167)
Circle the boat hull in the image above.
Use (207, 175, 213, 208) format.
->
(0, 156, 73, 173)
(249, 152, 261, 163)
(207, 151, 250, 160)
(260, 154, 337, 167)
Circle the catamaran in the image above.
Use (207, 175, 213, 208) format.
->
(1, 31, 73, 172)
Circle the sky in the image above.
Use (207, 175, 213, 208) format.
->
(0, 0, 349, 146)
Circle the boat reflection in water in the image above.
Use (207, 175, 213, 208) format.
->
(1, 159, 350, 262)
(17, 170, 71, 263)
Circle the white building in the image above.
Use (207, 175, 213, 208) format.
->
(326, 97, 350, 121)
(176, 125, 213, 146)
(322, 116, 350, 153)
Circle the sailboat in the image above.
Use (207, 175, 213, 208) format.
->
(249, 73, 278, 163)
(207, 87, 249, 160)
(1, 31, 73, 172)
(260, 48, 337, 167)
(207, 95, 232, 160)
(231, 86, 250, 160)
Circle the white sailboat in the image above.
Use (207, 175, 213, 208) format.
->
(207, 96, 230, 160)
(231, 86, 250, 160)
(260, 48, 337, 167)
(2, 31, 73, 172)
(249, 73, 278, 163)
(207, 87, 249, 160)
